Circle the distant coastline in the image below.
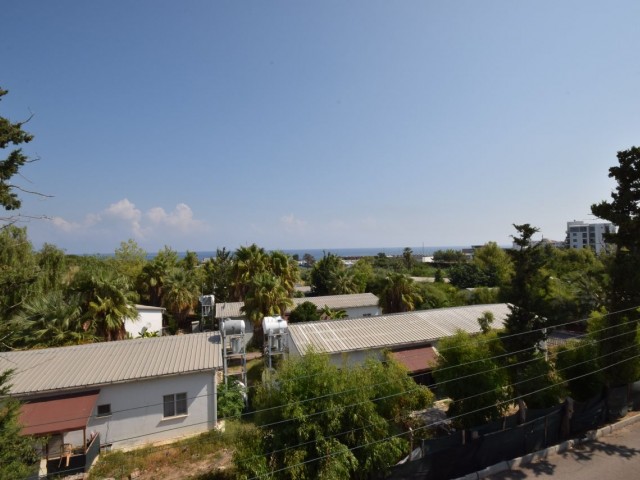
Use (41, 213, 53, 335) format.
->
(181, 246, 470, 261)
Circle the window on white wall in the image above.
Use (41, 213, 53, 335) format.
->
(96, 404, 111, 417)
(163, 393, 188, 418)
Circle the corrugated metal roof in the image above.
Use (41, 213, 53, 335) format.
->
(291, 293, 379, 310)
(0, 332, 222, 396)
(215, 302, 245, 318)
(214, 293, 380, 318)
(288, 304, 511, 354)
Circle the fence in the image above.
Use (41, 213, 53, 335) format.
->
(391, 381, 640, 480)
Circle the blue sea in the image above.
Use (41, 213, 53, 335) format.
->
(191, 246, 469, 261)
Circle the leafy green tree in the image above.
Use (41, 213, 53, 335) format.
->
(555, 339, 603, 401)
(448, 263, 491, 289)
(0, 369, 39, 478)
(434, 331, 508, 428)
(500, 225, 549, 393)
(472, 242, 514, 287)
(591, 146, 640, 385)
(288, 301, 321, 323)
(402, 247, 414, 271)
(433, 249, 466, 264)
(0, 87, 36, 215)
(236, 352, 432, 479)
(0, 226, 38, 326)
(417, 282, 467, 310)
(350, 257, 374, 293)
(35, 243, 68, 294)
(310, 252, 345, 296)
(378, 273, 423, 314)
(217, 380, 246, 419)
(202, 247, 234, 302)
(478, 311, 495, 334)
(112, 239, 147, 286)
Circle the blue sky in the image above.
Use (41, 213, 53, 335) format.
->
(2, 1, 639, 254)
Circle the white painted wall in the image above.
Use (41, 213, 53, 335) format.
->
(343, 305, 380, 318)
(85, 371, 217, 449)
(125, 306, 164, 338)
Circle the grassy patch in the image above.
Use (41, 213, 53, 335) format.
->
(88, 422, 252, 479)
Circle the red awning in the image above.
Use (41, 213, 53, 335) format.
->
(391, 346, 439, 373)
(19, 390, 100, 436)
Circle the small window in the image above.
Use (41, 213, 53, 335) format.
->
(163, 393, 188, 418)
(96, 404, 111, 417)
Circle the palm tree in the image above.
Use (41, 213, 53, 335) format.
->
(319, 305, 348, 320)
(232, 244, 269, 300)
(10, 291, 95, 348)
(328, 269, 358, 295)
(402, 247, 414, 271)
(163, 269, 199, 331)
(137, 246, 178, 306)
(73, 269, 138, 341)
(378, 273, 423, 314)
(241, 272, 293, 347)
(269, 251, 300, 297)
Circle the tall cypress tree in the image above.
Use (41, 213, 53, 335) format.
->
(591, 147, 640, 385)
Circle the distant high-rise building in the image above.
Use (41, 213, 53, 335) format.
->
(566, 221, 616, 254)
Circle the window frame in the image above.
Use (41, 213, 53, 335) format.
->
(96, 404, 112, 418)
(163, 392, 188, 418)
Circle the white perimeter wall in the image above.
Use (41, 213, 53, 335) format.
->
(82, 371, 217, 449)
(344, 306, 380, 318)
(125, 308, 164, 338)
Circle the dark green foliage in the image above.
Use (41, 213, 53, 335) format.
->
(0, 87, 34, 212)
(591, 147, 640, 385)
(202, 248, 234, 303)
(500, 224, 549, 396)
(555, 339, 604, 401)
(378, 273, 423, 313)
(288, 301, 320, 323)
(0, 370, 39, 479)
(310, 252, 355, 296)
(516, 356, 562, 409)
(448, 263, 492, 289)
(235, 352, 433, 479)
(434, 331, 508, 428)
(432, 249, 466, 264)
(217, 380, 246, 419)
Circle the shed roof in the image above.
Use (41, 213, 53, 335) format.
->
(0, 332, 222, 396)
(19, 390, 100, 435)
(288, 304, 510, 355)
(214, 293, 379, 318)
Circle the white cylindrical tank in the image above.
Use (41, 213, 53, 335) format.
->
(199, 294, 215, 306)
(221, 319, 245, 335)
(263, 316, 288, 336)
(231, 337, 241, 353)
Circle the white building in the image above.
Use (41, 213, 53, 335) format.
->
(215, 292, 380, 322)
(1, 333, 222, 475)
(124, 304, 165, 337)
(288, 304, 511, 370)
(566, 221, 616, 254)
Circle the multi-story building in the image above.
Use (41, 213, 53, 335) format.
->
(566, 221, 616, 254)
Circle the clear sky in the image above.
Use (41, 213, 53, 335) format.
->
(2, 1, 639, 254)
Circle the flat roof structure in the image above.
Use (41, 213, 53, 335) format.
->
(288, 304, 511, 355)
(0, 332, 222, 396)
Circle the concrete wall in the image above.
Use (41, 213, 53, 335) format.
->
(125, 307, 164, 337)
(343, 305, 380, 318)
(84, 371, 217, 449)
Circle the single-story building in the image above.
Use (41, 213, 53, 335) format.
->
(287, 303, 511, 373)
(215, 292, 381, 322)
(124, 304, 166, 337)
(0, 333, 222, 476)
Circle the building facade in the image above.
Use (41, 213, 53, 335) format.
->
(566, 221, 616, 254)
